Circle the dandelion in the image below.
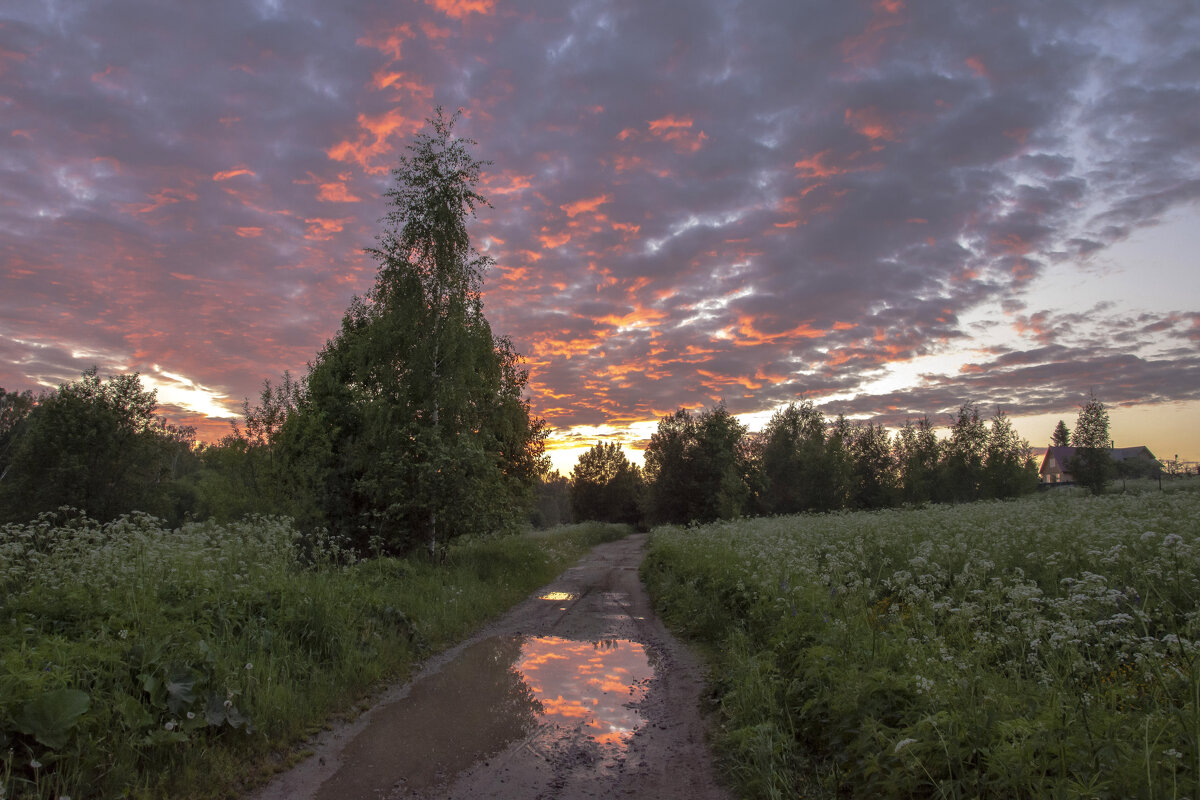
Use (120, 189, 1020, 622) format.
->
(164, 721, 176, 731)
(30, 758, 42, 769)
(245, 662, 253, 670)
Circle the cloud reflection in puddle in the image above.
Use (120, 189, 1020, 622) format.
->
(517, 636, 652, 749)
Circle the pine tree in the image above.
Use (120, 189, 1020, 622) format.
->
(983, 410, 1038, 498)
(1051, 419, 1070, 447)
(1069, 394, 1113, 494)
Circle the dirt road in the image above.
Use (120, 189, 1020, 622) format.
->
(249, 533, 730, 800)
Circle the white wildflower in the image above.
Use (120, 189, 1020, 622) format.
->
(894, 737, 918, 754)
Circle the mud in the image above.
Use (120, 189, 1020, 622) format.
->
(248, 534, 729, 800)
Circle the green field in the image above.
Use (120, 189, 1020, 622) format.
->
(0, 512, 628, 799)
(644, 481, 1200, 799)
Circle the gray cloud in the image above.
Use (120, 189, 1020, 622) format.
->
(1, 0, 1198, 445)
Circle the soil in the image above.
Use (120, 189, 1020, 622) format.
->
(247, 533, 730, 800)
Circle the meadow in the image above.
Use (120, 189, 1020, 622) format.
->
(643, 480, 1200, 799)
(0, 510, 627, 799)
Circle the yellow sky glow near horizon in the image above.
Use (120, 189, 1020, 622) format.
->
(544, 399, 1200, 477)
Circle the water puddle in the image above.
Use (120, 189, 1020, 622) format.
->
(518, 636, 651, 753)
(314, 635, 652, 799)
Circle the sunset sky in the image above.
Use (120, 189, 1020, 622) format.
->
(2, 0, 1198, 475)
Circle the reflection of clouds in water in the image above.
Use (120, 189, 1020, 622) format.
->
(517, 636, 652, 748)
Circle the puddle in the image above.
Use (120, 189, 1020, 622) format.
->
(314, 635, 652, 799)
(517, 636, 651, 752)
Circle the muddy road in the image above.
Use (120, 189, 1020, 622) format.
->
(250, 533, 730, 800)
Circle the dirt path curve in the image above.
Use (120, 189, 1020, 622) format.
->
(249, 533, 730, 800)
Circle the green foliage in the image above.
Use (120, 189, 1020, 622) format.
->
(17, 690, 90, 750)
(531, 470, 572, 528)
(0, 511, 626, 799)
(940, 402, 987, 502)
(894, 417, 940, 505)
(272, 109, 547, 553)
(0, 387, 35, 483)
(644, 484, 1200, 799)
(1051, 419, 1070, 447)
(1070, 394, 1115, 494)
(983, 410, 1039, 499)
(569, 442, 643, 525)
(757, 401, 830, 514)
(0, 370, 197, 524)
(644, 404, 750, 524)
(848, 422, 896, 509)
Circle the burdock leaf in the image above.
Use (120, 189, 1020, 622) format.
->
(164, 665, 197, 715)
(17, 689, 90, 749)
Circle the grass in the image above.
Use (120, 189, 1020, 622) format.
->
(0, 510, 628, 799)
(643, 480, 1200, 799)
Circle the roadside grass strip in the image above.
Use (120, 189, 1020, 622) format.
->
(0, 512, 628, 799)
(643, 483, 1200, 799)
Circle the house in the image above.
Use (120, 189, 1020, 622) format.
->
(1038, 445, 1158, 484)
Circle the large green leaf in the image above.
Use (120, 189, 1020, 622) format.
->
(17, 689, 90, 749)
(164, 665, 197, 715)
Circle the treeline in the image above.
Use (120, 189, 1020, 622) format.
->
(564, 400, 1040, 527)
(0, 110, 547, 556)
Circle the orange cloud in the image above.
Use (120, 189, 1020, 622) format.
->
(356, 24, 414, 60)
(316, 178, 361, 203)
(371, 70, 434, 99)
(794, 150, 845, 179)
(485, 171, 533, 195)
(538, 228, 572, 249)
(124, 186, 198, 215)
(327, 108, 424, 173)
(966, 56, 989, 78)
(418, 18, 453, 40)
(697, 369, 764, 391)
(647, 115, 708, 153)
(304, 217, 352, 241)
(561, 194, 611, 218)
(730, 316, 827, 347)
(844, 107, 899, 141)
(235, 227, 264, 238)
(596, 305, 668, 330)
(213, 168, 255, 181)
(425, 0, 496, 18)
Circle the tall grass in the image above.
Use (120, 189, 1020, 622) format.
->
(0, 510, 627, 799)
(643, 482, 1200, 799)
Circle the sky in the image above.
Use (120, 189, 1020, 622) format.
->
(2, 0, 1199, 476)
